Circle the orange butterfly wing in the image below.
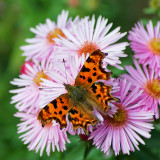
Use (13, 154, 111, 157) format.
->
(75, 50, 111, 89)
(68, 106, 99, 133)
(89, 82, 119, 114)
(38, 94, 71, 129)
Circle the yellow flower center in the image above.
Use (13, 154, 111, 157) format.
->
(33, 71, 50, 86)
(145, 79, 160, 99)
(47, 28, 66, 44)
(78, 41, 98, 56)
(149, 38, 160, 55)
(106, 104, 128, 126)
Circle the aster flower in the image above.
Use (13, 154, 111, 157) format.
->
(21, 10, 72, 61)
(10, 60, 55, 113)
(15, 110, 70, 156)
(54, 15, 128, 69)
(122, 59, 160, 118)
(128, 20, 160, 71)
(89, 79, 154, 155)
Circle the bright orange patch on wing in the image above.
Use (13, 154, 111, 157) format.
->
(68, 107, 99, 134)
(89, 82, 119, 114)
(38, 94, 71, 129)
(75, 49, 111, 89)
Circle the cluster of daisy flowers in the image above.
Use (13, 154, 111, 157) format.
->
(10, 10, 160, 157)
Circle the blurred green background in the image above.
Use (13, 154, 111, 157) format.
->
(1, 0, 160, 160)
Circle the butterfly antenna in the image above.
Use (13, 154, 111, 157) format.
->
(63, 59, 68, 84)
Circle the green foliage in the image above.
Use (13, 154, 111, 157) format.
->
(1, 0, 160, 160)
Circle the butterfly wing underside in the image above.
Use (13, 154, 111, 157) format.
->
(75, 50, 111, 89)
(38, 94, 71, 129)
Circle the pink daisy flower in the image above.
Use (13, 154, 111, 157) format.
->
(128, 20, 160, 71)
(54, 15, 128, 69)
(21, 10, 72, 61)
(122, 59, 160, 118)
(89, 79, 154, 155)
(10, 60, 55, 113)
(15, 110, 70, 156)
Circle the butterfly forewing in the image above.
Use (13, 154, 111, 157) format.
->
(75, 50, 111, 89)
(38, 94, 71, 129)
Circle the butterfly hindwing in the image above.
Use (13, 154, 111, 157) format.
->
(75, 50, 111, 89)
(38, 94, 71, 129)
(89, 82, 119, 114)
(68, 106, 99, 133)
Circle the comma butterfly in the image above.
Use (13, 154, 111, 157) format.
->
(38, 50, 119, 133)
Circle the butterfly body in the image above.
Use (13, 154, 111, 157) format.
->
(38, 50, 119, 132)
(64, 83, 87, 104)
(64, 83, 100, 120)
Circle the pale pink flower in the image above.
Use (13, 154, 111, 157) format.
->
(21, 10, 71, 61)
(15, 110, 70, 156)
(10, 60, 54, 113)
(122, 59, 160, 118)
(54, 15, 128, 69)
(89, 79, 154, 155)
(129, 21, 160, 71)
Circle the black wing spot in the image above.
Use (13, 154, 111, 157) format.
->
(63, 106, 68, 110)
(93, 67, 96, 71)
(81, 66, 90, 72)
(83, 76, 85, 79)
(54, 112, 57, 114)
(88, 78, 92, 83)
(52, 99, 57, 109)
(93, 72, 97, 76)
(70, 109, 78, 115)
(91, 84, 97, 93)
(96, 94, 101, 99)
(60, 100, 64, 104)
(59, 110, 62, 114)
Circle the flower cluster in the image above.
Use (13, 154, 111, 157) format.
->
(10, 10, 158, 157)
(124, 21, 160, 119)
